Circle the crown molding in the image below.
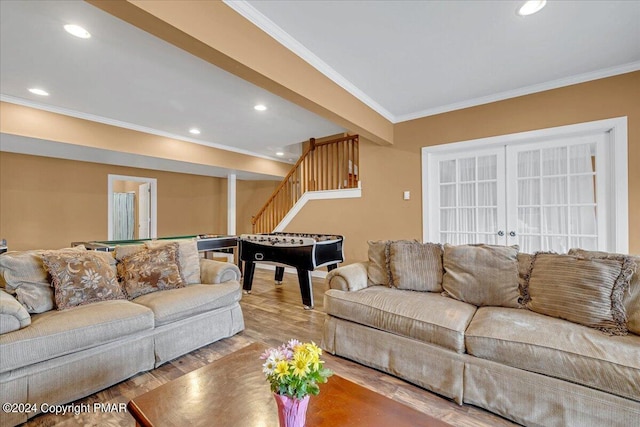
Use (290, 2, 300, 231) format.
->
(392, 61, 640, 123)
(223, 0, 396, 123)
(0, 94, 292, 163)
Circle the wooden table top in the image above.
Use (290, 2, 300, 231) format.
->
(128, 342, 451, 427)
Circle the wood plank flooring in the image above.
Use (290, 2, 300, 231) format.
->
(21, 269, 518, 427)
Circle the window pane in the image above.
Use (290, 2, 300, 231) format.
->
(571, 237, 597, 251)
(518, 150, 540, 177)
(543, 207, 568, 234)
(459, 158, 475, 182)
(440, 184, 456, 207)
(520, 236, 541, 254)
(542, 177, 567, 205)
(543, 236, 568, 253)
(440, 209, 456, 232)
(518, 179, 540, 205)
(478, 208, 497, 232)
(477, 155, 497, 180)
(478, 182, 497, 206)
(440, 160, 456, 183)
(440, 233, 456, 245)
(569, 143, 595, 173)
(518, 207, 541, 234)
(542, 147, 567, 175)
(459, 209, 476, 232)
(459, 183, 476, 206)
(570, 207, 597, 235)
(570, 176, 596, 204)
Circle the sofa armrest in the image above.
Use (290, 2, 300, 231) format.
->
(326, 262, 370, 292)
(0, 289, 31, 334)
(199, 258, 241, 284)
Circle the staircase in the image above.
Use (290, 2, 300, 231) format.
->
(252, 134, 359, 233)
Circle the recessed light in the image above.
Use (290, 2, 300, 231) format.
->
(254, 104, 267, 111)
(28, 88, 49, 96)
(64, 24, 91, 39)
(275, 152, 284, 156)
(189, 128, 201, 135)
(517, 0, 546, 16)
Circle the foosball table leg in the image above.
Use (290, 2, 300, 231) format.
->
(243, 261, 256, 294)
(274, 266, 285, 285)
(296, 269, 314, 310)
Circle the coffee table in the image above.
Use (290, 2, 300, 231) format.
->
(128, 342, 451, 426)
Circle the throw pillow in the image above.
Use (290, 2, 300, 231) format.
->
(114, 244, 145, 261)
(118, 243, 184, 299)
(42, 251, 125, 310)
(389, 241, 443, 292)
(442, 244, 520, 308)
(0, 245, 87, 313)
(145, 239, 201, 285)
(523, 253, 634, 335)
(367, 240, 391, 286)
(568, 248, 640, 335)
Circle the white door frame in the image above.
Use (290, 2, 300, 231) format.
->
(421, 116, 628, 252)
(108, 174, 157, 240)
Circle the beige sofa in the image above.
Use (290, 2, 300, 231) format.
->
(0, 242, 244, 426)
(321, 242, 640, 427)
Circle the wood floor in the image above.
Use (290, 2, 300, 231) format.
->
(21, 269, 518, 427)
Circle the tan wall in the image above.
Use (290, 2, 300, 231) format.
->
(0, 152, 228, 250)
(236, 180, 280, 235)
(285, 72, 640, 262)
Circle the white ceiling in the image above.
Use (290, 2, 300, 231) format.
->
(236, 0, 640, 122)
(0, 0, 344, 168)
(1, 0, 639, 178)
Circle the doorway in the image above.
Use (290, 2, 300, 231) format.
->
(108, 174, 157, 240)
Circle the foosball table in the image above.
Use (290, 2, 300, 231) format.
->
(239, 233, 344, 309)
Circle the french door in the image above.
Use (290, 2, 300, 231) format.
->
(425, 132, 610, 253)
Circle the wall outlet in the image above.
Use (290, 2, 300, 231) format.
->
(403, 191, 410, 200)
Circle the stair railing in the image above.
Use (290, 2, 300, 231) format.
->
(252, 134, 359, 233)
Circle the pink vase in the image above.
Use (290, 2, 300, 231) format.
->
(273, 393, 310, 427)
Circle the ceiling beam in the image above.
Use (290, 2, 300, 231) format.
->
(86, 0, 393, 146)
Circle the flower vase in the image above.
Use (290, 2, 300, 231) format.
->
(273, 393, 310, 427)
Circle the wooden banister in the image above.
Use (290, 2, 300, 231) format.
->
(252, 134, 359, 233)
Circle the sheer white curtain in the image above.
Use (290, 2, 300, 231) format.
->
(439, 155, 498, 245)
(516, 143, 596, 253)
(113, 192, 135, 240)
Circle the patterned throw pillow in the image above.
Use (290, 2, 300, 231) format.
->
(442, 244, 521, 308)
(145, 239, 201, 285)
(523, 253, 635, 335)
(389, 241, 443, 292)
(0, 245, 90, 313)
(118, 243, 185, 299)
(42, 251, 125, 310)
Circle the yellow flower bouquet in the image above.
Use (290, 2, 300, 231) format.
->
(260, 339, 333, 399)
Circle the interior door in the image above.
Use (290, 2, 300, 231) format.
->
(138, 182, 150, 239)
(431, 147, 506, 246)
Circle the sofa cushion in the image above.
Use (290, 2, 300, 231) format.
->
(0, 246, 92, 313)
(0, 290, 31, 334)
(367, 240, 391, 286)
(42, 250, 125, 310)
(389, 241, 443, 292)
(118, 244, 185, 299)
(132, 283, 241, 327)
(466, 307, 640, 402)
(0, 300, 154, 373)
(324, 286, 476, 353)
(569, 249, 640, 336)
(145, 239, 201, 285)
(442, 244, 520, 308)
(524, 253, 634, 335)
